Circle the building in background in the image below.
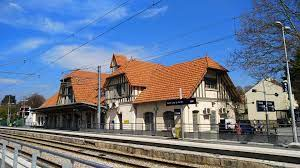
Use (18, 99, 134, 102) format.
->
(241, 79, 299, 125)
(105, 55, 240, 134)
(18, 105, 33, 126)
(33, 70, 109, 130)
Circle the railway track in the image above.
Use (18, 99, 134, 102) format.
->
(0, 131, 207, 168)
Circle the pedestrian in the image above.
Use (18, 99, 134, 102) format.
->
(253, 120, 257, 131)
(257, 120, 263, 133)
(273, 123, 278, 134)
(235, 121, 242, 141)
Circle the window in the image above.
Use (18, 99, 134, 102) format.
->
(116, 84, 122, 97)
(163, 111, 175, 130)
(205, 78, 217, 89)
(256, 101, 275, 112)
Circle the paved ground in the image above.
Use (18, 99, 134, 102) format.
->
(8, 127, 300, 151)
(277, 126, 300, 136)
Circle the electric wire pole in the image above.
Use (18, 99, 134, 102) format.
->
(7, 95, 10, 125)
(97, 66, 102, 130)
(262, 80, 270, 136)
(179, 88, 184, 139)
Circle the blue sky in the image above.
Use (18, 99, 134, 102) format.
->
(0, 0, 256, 100)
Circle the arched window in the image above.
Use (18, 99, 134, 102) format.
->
(163, 111, 175, 130)
(144, 112, 154, 131)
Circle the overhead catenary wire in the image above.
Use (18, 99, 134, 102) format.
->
(0, 71, 37, 76)
(0, 0, 163, 93)
(0, 0, 131, 69)
(3, 1, 269, 96)
(143, 34, 235, 61)
(0, 59, 26, 67)
(46, 0, 163, 66)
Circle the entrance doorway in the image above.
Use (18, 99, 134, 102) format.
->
(210, 110, 217, 131)
(193, 110, 199, 132)
(144, 112, 154, 131)
(118, 113, 123, 130)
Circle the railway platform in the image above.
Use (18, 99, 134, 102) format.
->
(1, 127, 299, 168)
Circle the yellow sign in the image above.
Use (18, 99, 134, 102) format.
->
(124, 120, 129, 124)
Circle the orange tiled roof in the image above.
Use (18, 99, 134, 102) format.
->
(110, 54, 128, 68)
(108, 59, 163, 87)
(205, 56, 228, 71)
(40, 92, 59, 108)
(67, 70, 109, 105)
(134, 58, 209, 103)
(40, 70, 109, 108)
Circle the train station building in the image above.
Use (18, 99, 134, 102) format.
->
(33, 70, 109, 130)
(34, 54, 240, 132)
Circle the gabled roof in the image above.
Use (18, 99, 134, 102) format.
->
(40, 92, 59, 108)
(40, 70, 109, 108)
(205, 56, 228, 71)
(67, 70, 109, 105)
(134, 58, 209, 103)
(110, 54, 128, 68)
(107, 59, 163, 87)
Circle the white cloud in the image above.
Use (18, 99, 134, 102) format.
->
(104, 6, 128, 21)
(0, 1, 129, 34)
(141, 6, 168, 18)
(9, 38, 47, 54)
(8, 2, 24, 11)
(0, 78, 22, 84)
(42, 43, 149, 70)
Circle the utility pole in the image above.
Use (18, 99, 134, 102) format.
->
(7, 95, 10, 125)
(262, 80, 270, 136)
(179, 88, 184, 139)
(97, 65, 102, 130)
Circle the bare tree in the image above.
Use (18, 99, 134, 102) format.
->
(26, 93, 46, 108)
(228, 0, 300, 79)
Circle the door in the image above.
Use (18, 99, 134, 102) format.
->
(144, 112, 154, 131)
(193, 111, 199, 132)
(118, 113, 123, 130)
(86, 112, 91, 128)
(210, 110, 217, 131)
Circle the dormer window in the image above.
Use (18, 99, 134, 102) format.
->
(205, 77, 217, 89)
(58, 80, 75, 105)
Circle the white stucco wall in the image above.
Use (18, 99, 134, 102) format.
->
(106, 103, 136, 129)
(135, 99, 235, 132)
(245, 79, 298, 121)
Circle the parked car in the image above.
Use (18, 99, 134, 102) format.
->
(239, 120, 255, 134)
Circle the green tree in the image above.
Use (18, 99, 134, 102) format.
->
(290, 49, 300, 104)
(1, 95, 16, 105)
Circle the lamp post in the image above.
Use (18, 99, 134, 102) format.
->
(275, 21, 298, 143)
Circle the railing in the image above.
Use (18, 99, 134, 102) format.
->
(20, 121, 300, 144)
(0, 138, 111, 168)
(80, 122, 299, 144)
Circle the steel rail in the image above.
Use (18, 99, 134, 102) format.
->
(0, 132, 194, 168)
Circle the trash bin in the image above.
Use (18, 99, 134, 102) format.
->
(175, 127, 182, 139)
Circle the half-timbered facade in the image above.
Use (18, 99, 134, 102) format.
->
(33, 70, 109, 130)
(37, 54, 239, 134)
(105, 55, 239, 133)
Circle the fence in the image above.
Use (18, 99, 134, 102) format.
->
(20, 121, 300, 145)
(80, 122, 299, 144)
(0, 138, 111, 168)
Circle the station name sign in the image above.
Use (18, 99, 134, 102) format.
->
(166, 98, 196, 106)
